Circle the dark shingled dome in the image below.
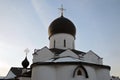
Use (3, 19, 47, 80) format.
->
(48, 16, 76, 38)
(22, 57, 29, 68)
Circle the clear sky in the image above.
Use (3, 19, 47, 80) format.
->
(0, 0, 120, 77)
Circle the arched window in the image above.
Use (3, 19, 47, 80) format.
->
(77, 69, 82, 76)
(54, 40, 56, 48)
(73, 65, 88, 78)
(73, 41, 74, 48)
(64, 39, 66, 47)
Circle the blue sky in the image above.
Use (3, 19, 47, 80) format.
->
(0, 0, 120, 77)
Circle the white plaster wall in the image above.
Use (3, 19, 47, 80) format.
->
(84, 66, 97, 80)
(33, 47, 54, 63)
(96, 68, 110, 80)
(98, 58, 103, 64)
(75, 76, 86, 80)
(19, 77, 31, 80)
(32, 65, 77, 80)
(31, 64, 95, 80)
(31, 64, 110, 80)
(84, 51, 103, 64)
(32, 66, 56, 80)
(56, 65, 75, 80)
(59, 50, 79, 58)
(49, 33, 75, 49)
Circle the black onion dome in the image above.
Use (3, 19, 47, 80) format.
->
(48, 16, 76, 38)
(22, 57, 29, 68)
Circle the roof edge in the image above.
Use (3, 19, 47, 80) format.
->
(31, 62, 110, 70)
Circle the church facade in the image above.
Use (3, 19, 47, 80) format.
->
(4, 14, 111, 80)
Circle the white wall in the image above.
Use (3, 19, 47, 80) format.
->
(96, 68, 110, 80)
(32, 66, 56, 80)
(33, 47, 54, 63)
(59, 50, 79, 58)
(84, 50, 103, 64)
(19, 77, 31, 80)
(49, 33, 75, 49)
(31, 64, 110, 80)
(56, 65, 75, 80)
(84, 66, 97, 80)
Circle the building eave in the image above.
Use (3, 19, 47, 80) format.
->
(31, 61, 110, 70)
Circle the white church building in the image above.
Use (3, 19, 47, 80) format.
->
(2, 11, 115, 80)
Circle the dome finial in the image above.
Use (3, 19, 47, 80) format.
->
(58, 4, 66, 17)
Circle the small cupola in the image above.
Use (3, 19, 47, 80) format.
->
(22, 57, 29, 68)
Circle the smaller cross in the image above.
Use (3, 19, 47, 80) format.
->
(58, 5, 66, 16)
(24, 48, 30, 57)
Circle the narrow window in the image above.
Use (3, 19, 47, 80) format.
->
(54, 40, 55, 48)
(73, 41, 74, 48)
(77, 69, 82, 76)
(64, 39, 66, 47)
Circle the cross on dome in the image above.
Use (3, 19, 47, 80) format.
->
(24, 48, 30, 57)
(58, 5, 66, 16)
